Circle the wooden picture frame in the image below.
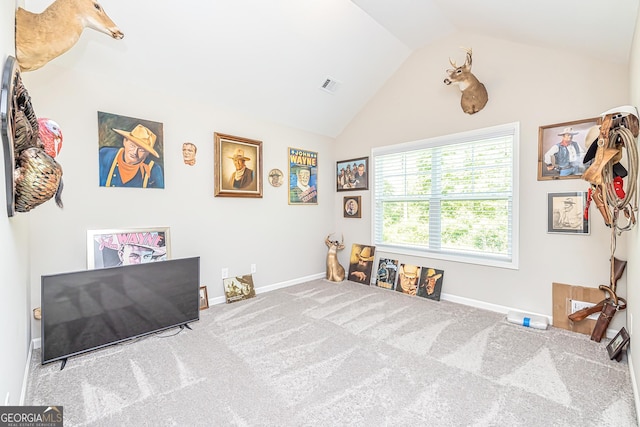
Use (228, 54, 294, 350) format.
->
(607, 327, 630, 361)
(214, 132, 263, 198)
(337, 156, 368, 191)
(288, 147, 318, 204)
(547, 192, 589, 234)
(86, 227, 170, 269)
(538, 117, 600, 180)
(343, 196, 361, 218)
(199, 286, 209, 310)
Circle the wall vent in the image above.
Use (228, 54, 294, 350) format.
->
(320, 77, 341, 94)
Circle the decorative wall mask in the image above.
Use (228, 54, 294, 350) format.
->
(443, 47, 488, 115)
(16, 0, 124, 72)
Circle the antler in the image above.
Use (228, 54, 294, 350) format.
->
(463, 47, 473, 68)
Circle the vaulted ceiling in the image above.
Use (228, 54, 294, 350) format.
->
(21, 0, 639, 137)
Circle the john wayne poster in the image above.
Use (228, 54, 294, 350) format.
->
(289, 147, 318, 205)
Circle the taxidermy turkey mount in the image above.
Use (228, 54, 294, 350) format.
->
(15, 0, 124, 72)
(1, 56, 64, 216)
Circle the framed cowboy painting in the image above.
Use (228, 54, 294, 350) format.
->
(214, 132, 263, 198)
(537, 117, 600, 181)
(98, 111, 165, 189)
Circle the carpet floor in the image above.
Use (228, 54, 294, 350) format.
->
(25, 279, 637, 426)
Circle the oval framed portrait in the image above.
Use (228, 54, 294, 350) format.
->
(268, 168, 284, 187)
(344, 196, 361, 218)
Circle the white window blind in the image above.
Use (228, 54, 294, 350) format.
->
(373, 122, 519, 269)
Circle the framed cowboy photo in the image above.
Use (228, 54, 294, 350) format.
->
(547, 192, 589, 235)
(337, 156, 368, 191)
(537, 117, 600, 181)
(214, 132, 263, 198)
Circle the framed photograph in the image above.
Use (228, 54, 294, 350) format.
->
(337, 156, 368, 191)
(199, 286, 209, 310)
(607, 327, 630, 361)
(538, 117, 600, 180)
(375, 258, 399, 290)
(214, 132, 263, 198)
(87, 227, 170, 269)
(223, 274, 256, 303)
(98, 111, 165, 189)
(289, 147, 318, 204)
(547, 192, 589, 234)
(347, 244, 376, 285)
(343, 196, 361, 218)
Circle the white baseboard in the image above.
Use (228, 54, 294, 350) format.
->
(629, 351, 640, 424)
(207, 272, 325, 307)
(19, 339, 34, 405)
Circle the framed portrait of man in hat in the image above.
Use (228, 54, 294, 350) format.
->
(537, 117, 600, 181)
(98, 111, 165, 189)
(214, 132, 263, 198)
(86, 227, 170, 269)
(547, 192, 589, 234)
(347, 243, 376, 285)
(417, 267, 445, 301)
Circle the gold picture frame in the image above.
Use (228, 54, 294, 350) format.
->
(199, 286, 209, 310)
(214, 132, 263, 198)
(537, 117, 600, 181)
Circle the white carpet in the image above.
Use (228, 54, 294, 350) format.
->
(25, 279, 637, 426)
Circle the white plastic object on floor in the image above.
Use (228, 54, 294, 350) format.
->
(506, 311, 549, 330)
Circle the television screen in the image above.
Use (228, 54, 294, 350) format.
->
(41, 257, 200, 365)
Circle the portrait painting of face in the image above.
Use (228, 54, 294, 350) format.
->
(417, 267, 445, 301)
(97, 111, 165, 189)
(396, 264, 421, 296)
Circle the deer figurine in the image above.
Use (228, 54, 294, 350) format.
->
(325, 234, 345, 282)
(15, 0, 125, 72)
(443, 48, 488, 115)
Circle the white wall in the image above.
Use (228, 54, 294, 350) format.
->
(21, 63, 336, 340)
(335, 32, 630, 326)
(0, 0, 31, 407)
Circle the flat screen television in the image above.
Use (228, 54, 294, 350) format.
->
(41, 256, 200, 366)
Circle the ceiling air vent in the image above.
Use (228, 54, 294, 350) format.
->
(320, 77, 341, 94)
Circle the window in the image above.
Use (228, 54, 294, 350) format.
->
(373, 122, 519, 269)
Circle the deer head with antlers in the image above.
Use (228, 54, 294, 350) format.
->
(443, 48, 488, 115)
(325, 233, 345, 282)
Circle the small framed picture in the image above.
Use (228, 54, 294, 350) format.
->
(214, 132, 263, 198)
(607, 327, 630, 361)
(343, 196, 361, 218)
(547, 192, 589, 234)
(199, 286, 209, 310)
(537, 117, 600, 181)
(337, 156, 368, 191)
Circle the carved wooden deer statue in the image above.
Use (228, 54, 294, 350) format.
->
(16, 0, 125, 72)
(443, 48, 488, 115)
(325, 234, 345, 282)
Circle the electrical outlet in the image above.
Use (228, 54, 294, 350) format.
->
(251, 264, 256, 274)
(4, 392, 9, 405)
(570, 300, 599, 321)
(221, 268, 228, 279)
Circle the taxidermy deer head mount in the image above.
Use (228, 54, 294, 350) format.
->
(443, 48, 488, 115)
(16, 0, 125, 72)
(325, 234, 345, 282)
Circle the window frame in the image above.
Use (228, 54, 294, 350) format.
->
(371, 122, 519, 270)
